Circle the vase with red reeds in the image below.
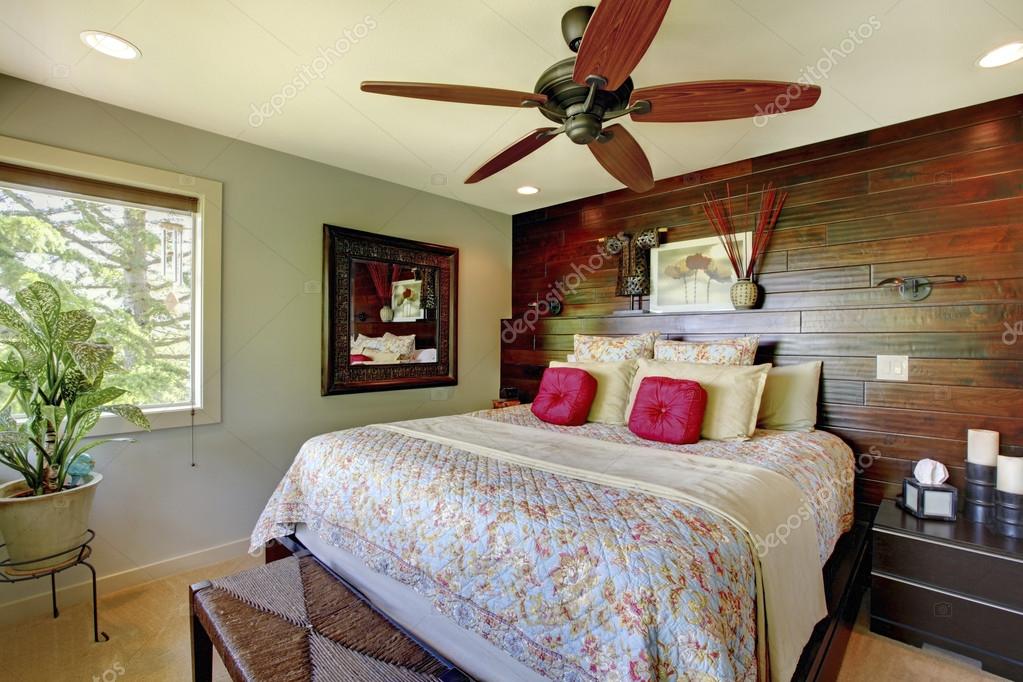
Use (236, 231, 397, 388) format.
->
(702, 183, 787, 311)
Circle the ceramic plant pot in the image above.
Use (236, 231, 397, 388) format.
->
(379, 305, 394, 322)
(730, 279, 759, 310)
(0, 473, 102, 573)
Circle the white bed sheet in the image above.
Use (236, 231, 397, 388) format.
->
(295, 523, 545, 682)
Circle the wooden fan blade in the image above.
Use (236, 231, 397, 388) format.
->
(573, 0, 671, 90)
(465, 128, 559, 184)
(630, 80, 821, 122)
(361, 81, 547, 108)
(588, 124, 654, 193)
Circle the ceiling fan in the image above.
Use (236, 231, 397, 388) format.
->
(361, 1, 821, 193)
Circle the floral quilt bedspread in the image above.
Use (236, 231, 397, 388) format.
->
(252, 408, 854, 682)
(473, 405, 855, 563)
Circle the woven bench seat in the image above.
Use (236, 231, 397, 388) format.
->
(190, 551, 466, 682)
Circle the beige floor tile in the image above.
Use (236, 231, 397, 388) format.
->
(2, 554, 1008, 681)
(0, 555, 259, 682)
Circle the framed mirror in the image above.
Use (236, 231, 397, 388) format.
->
(321, 224, 458, 395)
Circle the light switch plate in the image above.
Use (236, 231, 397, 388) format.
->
(876, 355, 909, 381)
(430, 388, 452, 401)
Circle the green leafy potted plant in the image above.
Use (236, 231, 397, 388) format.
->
(0, 281, 150, 571)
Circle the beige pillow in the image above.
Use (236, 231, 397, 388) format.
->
(627, 360, 771, 440)
(758, 361, 822, 431)
(550, 360, 637, 425)
(351, 334, 380, 354)
(383, 332, 416, 356)
(362, 350, 401, 363)
(574, 332, 659, 362)
(653, 336, 759, 365)
(353, 333, 415, 356)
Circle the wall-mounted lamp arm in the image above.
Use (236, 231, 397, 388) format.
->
(876, 274, 967, 301)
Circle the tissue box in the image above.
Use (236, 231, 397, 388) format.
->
(900, 478, 958, 521)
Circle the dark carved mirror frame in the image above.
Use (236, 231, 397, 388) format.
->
(321, 224, 458, 395)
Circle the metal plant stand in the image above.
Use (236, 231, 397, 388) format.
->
(0, 529, 107, 642)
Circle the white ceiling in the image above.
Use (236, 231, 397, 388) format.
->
(1, 0, 1021, 214)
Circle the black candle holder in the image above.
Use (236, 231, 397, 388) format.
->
(995, 490, 1023, 538)
(964, 462, 997, 523)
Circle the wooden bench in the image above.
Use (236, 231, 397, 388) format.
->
(189, 549, 467, 681)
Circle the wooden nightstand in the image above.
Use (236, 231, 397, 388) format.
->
(870, 499, 1023, 679)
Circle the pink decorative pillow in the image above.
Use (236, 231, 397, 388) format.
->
(628, 377, 707, 444)
(531, 368, 598, 426)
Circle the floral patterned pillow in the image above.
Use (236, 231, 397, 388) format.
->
(352, 333, 415, 356)
(383, 332, 416, 356)
(654, 336, 760, 366)
(574, 332, 659, 362)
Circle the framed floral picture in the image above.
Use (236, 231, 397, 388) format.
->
(650, 233, 751, 312)
(391, 279, 424, 321)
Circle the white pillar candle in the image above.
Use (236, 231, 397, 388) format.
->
(997, 456, 1023, 495)
(967, 429, 999, 466)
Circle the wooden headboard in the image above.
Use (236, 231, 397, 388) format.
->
(501, 94, 1023, 505)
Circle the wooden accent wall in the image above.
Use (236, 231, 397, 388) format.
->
(502, 94, 1023, 504)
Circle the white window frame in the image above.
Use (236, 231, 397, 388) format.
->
(0, 135, 222, 434)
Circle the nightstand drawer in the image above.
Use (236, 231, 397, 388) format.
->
(871, 573, 1023, 663)
(873, 527, 1023, 611)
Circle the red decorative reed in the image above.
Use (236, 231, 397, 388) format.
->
(702, 183, 787, 279)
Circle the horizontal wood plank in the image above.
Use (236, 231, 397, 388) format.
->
(788, 223, 1023, 271)
(863, 382, 1023, 418)
(801, 304, 1023, 333)
(871, 252, 1023, 285)
(820, 403, 1023, 444)
(760, 279, 1023, 311)
(822, 380, 864, 405)
(826, 196, 1023, 245)
(536, 311, 800, 335)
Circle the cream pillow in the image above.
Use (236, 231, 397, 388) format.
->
(574, 332, 659, 362)
(758, 361, 822, 431)
(383, 332, 416, 356)
(351, 334, 381, 354)
(627, 360, 771, 440)
(353, 333, 415, 356)
(361, 350, 401, 363)
(550, 360, 637, 425)
(653, 336, 759, 365)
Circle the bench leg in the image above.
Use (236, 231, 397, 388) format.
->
(190, 583, 213, 682)
(192, 613, 213, 682)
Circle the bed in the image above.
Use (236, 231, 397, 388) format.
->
(252, 404, 855, 681)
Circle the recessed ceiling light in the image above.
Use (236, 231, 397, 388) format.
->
(516, 185, 540, 195)
(80, 30, 141, 60)
(978, 42, 1023, 68)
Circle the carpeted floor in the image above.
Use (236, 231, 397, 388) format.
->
(0, 556, 1008, 681)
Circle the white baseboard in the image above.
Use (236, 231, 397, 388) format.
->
(0, 537, 252, 625)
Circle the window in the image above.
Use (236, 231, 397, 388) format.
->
(0, 136, 222, 433)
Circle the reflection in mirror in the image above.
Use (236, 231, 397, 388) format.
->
(349, 260, 439, 366)
(322, 224, 457, 395)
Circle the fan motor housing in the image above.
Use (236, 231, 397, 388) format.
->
(561, 6, 595, 52)
(534, 58, 633, 143)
